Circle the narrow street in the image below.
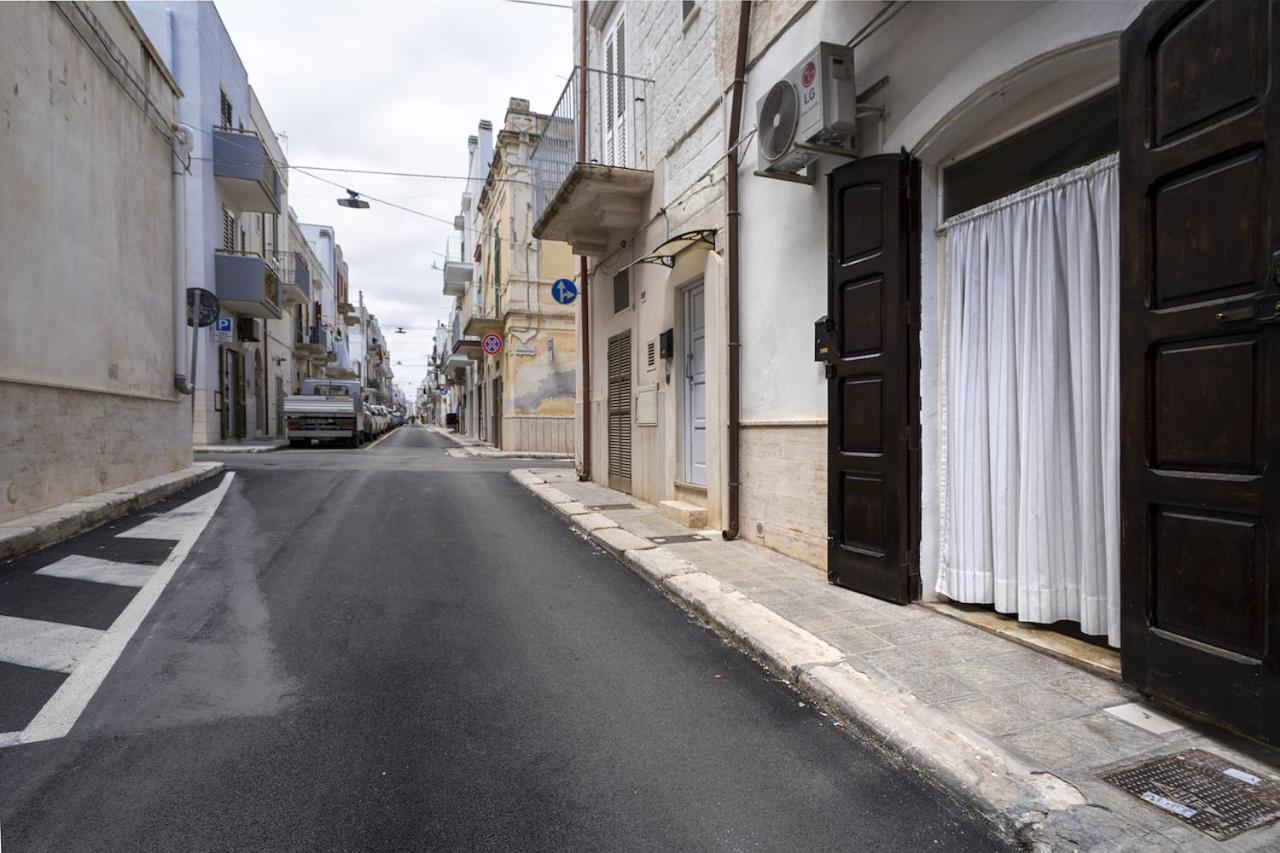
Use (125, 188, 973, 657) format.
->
(0, 426, 1003, 852)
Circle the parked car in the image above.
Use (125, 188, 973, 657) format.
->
(284, 379, 365, 448)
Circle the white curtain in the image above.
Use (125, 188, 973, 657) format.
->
(936, 155, 1120, 646)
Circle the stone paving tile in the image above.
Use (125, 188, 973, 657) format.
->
(1003, 724, 1115, 771)
(822, 625, 895, 655)
(938, 685, 1091, 736)
(608, 509, 689, 538)
(940, 661, 1023, 691)
(862, 615, 974, 646)
(987, 647, 1086, 684)
(789, 607, 863, 634)
(886, 666, 978, 704)
(1040, 668, 1134, 710)
(1050, 711, 1171, 764)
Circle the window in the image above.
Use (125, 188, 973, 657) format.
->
(942, 88, 1118, 220)
(222, 207, 235, 251)
(613, 267, 631, 313)
(219, 90, 233, 129)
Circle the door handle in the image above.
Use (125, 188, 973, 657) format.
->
(1217, 295, 1280, 325)
(685, 352, 694, 381)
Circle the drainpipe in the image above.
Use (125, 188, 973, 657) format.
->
(724, 1, 751, 540)
(577, 0, 592, 481)
(172, 125, 195, 396)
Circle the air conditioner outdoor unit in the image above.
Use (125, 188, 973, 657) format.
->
(756, 42, 857, 183)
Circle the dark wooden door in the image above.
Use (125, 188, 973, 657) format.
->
(826, 153, 920, 603)
(1120, 0, 1280, 745)
(607, 331, 632, 493)
(230, 350, 247, 440)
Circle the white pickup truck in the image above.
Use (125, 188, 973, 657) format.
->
(284, 379, 365, 447)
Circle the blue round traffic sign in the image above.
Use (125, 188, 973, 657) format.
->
(482, 333, 503, 355)
(551, 278, 578, 305)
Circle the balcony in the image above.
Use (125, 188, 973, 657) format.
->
(530, 66, 654, 257)
(215, 251, 282, 319)
(212, 128, 281, 214)
(295, 325, 328, 361)
(443, 260, 473, 297)
(278, 252, 311, 305)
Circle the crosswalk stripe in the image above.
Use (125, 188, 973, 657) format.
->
(35, 554, 158, 588)
(0, 615, 104, 674)
(115, 488, 225, 540)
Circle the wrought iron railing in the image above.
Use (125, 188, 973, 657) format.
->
(530, 66, 653, 224)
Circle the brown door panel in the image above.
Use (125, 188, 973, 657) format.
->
(1120, 0, 1280, 745)
(826, 153, 920, 604)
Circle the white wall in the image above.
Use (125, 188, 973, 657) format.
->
(737, 0, 1145, 587)
(0, 2, 190, 522)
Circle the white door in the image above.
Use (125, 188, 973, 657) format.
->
(683, 283, 707, 486)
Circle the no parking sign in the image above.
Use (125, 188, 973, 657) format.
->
(481, 333, 503, 355)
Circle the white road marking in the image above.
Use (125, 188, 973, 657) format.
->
(35, 554, 158, 588)
(0, 616, 104, 674)
(0, 472, 235, 749)
(114, 487, 225, 540)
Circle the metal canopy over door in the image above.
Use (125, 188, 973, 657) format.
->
(607, 330, 633, 493)
(683, 282, 707, 486)
(1120, 0, 1280, 745)
(826, 153, 920, 604)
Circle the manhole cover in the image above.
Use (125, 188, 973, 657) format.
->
(1101, 749, 1280, 840)
(585, 503, 636, 511)
(649, 533, 713, 545)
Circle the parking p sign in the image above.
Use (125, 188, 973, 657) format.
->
(212, 316, 234, 343)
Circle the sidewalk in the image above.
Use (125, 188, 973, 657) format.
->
(0, 462, 225, 562)
(426, 424, 572, 459)
(194, 440, 287, 453)
(512, 467, 1280, 851)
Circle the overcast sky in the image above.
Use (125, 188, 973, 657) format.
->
(216, 0, 572, 402)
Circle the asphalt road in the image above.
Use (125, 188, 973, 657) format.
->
(0, 426, 1007, 852)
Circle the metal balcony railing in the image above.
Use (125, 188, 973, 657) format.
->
(531, 66, 653, 224)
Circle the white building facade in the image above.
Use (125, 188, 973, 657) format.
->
(132, 0, 289, 446)
(536, 0, 1280, 746)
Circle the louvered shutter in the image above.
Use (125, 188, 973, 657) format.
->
(607, 331, 632, 492)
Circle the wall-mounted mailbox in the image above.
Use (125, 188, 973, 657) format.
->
(659, 328, 674, 360)
(814, 315, 835, 362)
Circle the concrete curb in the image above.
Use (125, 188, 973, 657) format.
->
(426, 426, 573, 460)
(193, 443, 285, 454)
(509, 467, 1127, 850)
(0, 462, 226, 563)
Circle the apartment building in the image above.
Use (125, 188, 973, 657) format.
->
(534, 0, 1280, 746)
(0, 1, 188, 521)
(131, 1, 288, 446)
(464, 99, 577, 453)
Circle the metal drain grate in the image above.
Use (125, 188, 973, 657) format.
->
(585, 503, 636, 511)
(649, 533, 713, 545)
(1101, 749, 1280, 841)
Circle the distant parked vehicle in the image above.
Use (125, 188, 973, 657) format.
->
(284, 379, 365, 448)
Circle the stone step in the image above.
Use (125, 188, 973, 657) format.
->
(658, 499, 707, 529)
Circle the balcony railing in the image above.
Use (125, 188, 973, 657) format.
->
(277, 251, 311, 303)
(530, 66, 653, 225)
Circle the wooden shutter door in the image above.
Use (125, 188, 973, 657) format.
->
(1120, 0, 1280, 745)
(826, 153, 920, 604)
(607, 331, 633, 493)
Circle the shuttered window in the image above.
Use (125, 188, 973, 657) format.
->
(219, 90, 233, 129)
(613, 267, 631, 313)
(222, 207, 235, 252)
(607, 331, 632, 492)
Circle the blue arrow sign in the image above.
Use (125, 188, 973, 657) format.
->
(551, 278, 578, 305)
